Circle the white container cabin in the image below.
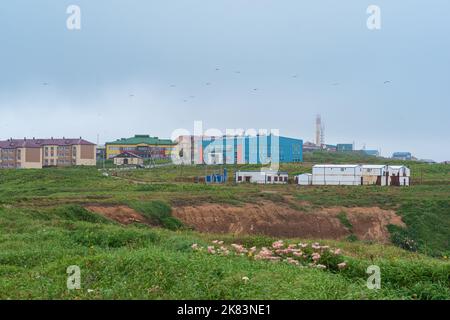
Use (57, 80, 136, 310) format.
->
(312, 164, 362, 185)
(235, 170, 288, 184)
(387, 165, 410, 186)
(361, 164, 388, 186)
(296, 173, 313, 185)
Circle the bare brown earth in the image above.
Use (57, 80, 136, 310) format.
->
(172, 201, 406, 243)
(85, 201, 406, 243)
(85, 205, 154, 226)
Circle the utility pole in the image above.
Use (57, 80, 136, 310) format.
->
(97, 133, 105, 171)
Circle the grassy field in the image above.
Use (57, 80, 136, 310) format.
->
(0, 152, 449, 299)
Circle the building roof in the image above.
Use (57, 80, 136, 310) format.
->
(392, 152, 411, 157)
(107, 135, 175, 146)
(0, 138, 95, 149)
(113, 151, 143, 159)
(388, 165, 407, 169)
(313, 164, 360, 168)
(361, 164, 386, 169)
(236, 170, 288, 175)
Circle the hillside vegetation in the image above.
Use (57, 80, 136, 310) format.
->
(0, 153, 449, 299)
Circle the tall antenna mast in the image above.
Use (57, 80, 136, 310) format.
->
(315, 114, 322, 147)
(320, 120, 325, 146)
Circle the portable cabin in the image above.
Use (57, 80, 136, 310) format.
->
(361, 164, 388, 186)
(387, 165, 410, 186)
(296, 173, 313, 185)
(312, 164, 362, 185)
(113, 151, 144, 167)
(235, 170, 288, 184)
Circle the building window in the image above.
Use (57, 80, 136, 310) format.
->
(237, 176, 242, 182)
(274, 176, 278, 182)
(267, 176, 272, 182)
(17, 149, 21, 160)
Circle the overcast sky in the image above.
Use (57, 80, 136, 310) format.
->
(0, 1, 449, 161)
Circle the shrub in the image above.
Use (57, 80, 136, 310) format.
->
(129, 201, 183, 230)
(70, 224, 159, 248)
(337, 211, 353, 230)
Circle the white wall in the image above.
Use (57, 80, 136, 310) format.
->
(297, 174, 312, 185)
(235, 171, 288, 184)
(312, 165, 362, 186)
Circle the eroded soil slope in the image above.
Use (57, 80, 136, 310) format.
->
(85, 200, 405, 243)
(172, 201, 405, 242)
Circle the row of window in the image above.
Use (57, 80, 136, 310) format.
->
(267, 176, 288, 182)
(0, 163, 17, 168)
(44, 159, 75, 165)
(236, 175, 288, 182)
(1, 147, 76, 161)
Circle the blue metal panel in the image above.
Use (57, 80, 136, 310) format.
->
(201, 135, 303, 165)
(337, 144, 353, 152)
(278, 136, 303, 163)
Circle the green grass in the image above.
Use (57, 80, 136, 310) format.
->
(129, 200, 184, 230)
(0, 157, 448, 299)
(337, 211, 353, 230)
(0, 206, 448, 299)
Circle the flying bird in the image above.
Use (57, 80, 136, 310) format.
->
(384, 80, 391, 84)
(170, 84, 176, 87)
(332, 82, 340, 86)
(42, 82, 49, 86)
(205, 82, 211, 86)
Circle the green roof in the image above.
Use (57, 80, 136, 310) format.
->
(106, 135, 175, 146)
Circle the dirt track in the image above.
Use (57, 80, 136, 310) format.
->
(172, 201, 405, 242)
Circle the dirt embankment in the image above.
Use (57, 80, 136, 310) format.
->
(85, 201, 405, 243)
(172, 201, 405, 243)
